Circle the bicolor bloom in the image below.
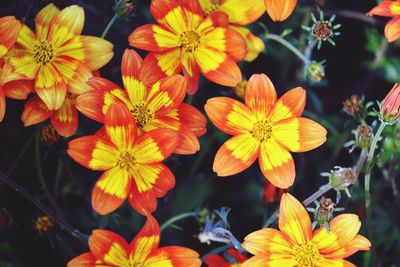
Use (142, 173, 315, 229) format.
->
(129, 0, 246, 94)
(77, 49, 207, 154)
(241, 193, 371, 267)
(205, 248, 247, 267)
(68, 215, 201, 267)
(198, 0, 265, 62)
(6, 3, 113, 110)
(205, 73, 327, 188)
(368, 0, 400, 42)
(380, 83, 400, 123)
(67, 103, 179, 215)
(0, 16, 20, 58)
(264, 0, 297, 22)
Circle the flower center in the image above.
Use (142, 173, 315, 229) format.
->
(203, 4, 219, 16)
(117, 151, 136, 171)
(293, 242, 323, 266)
(250, 121, 272, 142)
(180, 30, 201, 52)
(130, 103, 154, 128)
(312, 21, 332, 40)
(33, 40, 54, 64)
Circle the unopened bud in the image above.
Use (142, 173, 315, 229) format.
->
(380, 83, 400, 124)
(329, 167, 357, 191)
(34, 215, 54, 234)
(114, 0, 135, 18)
(39, 124, 61, 145)
(343, 95, 362, 118)
(315, 197, 335, 225)
(307, 61, 325, 82)
(356, 124, 372, 149)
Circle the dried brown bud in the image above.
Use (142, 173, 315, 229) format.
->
(234, 80, 247, 99)
(329, 167, 357, 191)
(34, 215, 54, 234)
(39, 124, 61, 145)
(356, 124, 372, 149)
(312, 21, 333, 40)
(316, 197, 336, 224)
(343, 95, 362, 118)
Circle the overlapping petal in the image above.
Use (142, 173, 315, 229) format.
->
(50, 96, 78, 137)
(242, 228, 293, 255)
(0, 16, 21, 58)
(21, 96, 52, 126)
(129, 215, 160, 262)
(219, 0, 265, 25)
(264, 0, 298, 22)
(268, 87, 306, 123)
(245, 73, 277, 119)
(384, 16, 400, 42)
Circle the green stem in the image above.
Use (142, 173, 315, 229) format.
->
(35, 131, 61, 214)
(264, 33, 310, 65)
(6, 133, 35, 176)
(160, 212, 197, 232)
(364, 121, 386, 241)
(101, 14, 118, 39)
(0, 171, 88, 245)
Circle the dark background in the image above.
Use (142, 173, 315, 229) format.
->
(0, 0, 399, 266)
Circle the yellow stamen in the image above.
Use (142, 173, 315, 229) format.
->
(117, 151, 136, 171)
(293, 242, 323, 266)
(250, 121, 272, 142)
(130, 103, 154, 127)
(180, 30, 201, 52)
(33, 40, 54, 64)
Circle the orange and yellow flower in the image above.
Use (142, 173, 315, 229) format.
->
(205, 248, 247, 267)
(198, 0, 265, 62)
(67, 103, 179, 215)
(68, 215, 201, 267)
(6, 3, 113, 110)
(77, 49, 207, 154)
(368, 0, 400, 42)
(129, 0, 246, 94)
(0, 16, 20, 58)
(241, 193, 371, 266)
(264, 0, 298, 22)
(381, 83, 400, 123)
(204, 73, 327, 189)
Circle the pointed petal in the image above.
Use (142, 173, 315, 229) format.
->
(80, 36, 114, 70)
(312, 214, 362, 254)
(21, 96, 52, 126)
(384, 17, 400, 42)
(181, 53, 200, 94)
(0, 16, 21, 57)
(133, 129, 178, 163)
(272, 117, 327, 152)
(92, 167, 131, 215)
(268, 87, 306, 123)
(129, 24, 179, 52)
(367, 1, 400, 17)
(279, 193, 312, 244)
(150, 0, 189, 32)
(35, 4, 60, 40)
(140, 51, 181, 88)
(121, 49, 146, 105)
(213, 134, 260, 176)
(0, 88, 5, 122)
(35, 64, 67, 110)
(129, 215, 160, 262)
(6, 53, 38, 80)
(13, 23, 34, 51)
(3, 79, 33, 100)
(195, 47, 242, 87)
(67, 252, 102, 267)
(145, 246, 201, 267)
(104, 103, 137, 149)
(67, 135, 119, 171)
(178, 103, 207, 137)
(205, 97, 255, 135)
(245, 73, 277, 119)
(129, 180, 157, 215)
(146, 74, 186, 113)
(219, 0, 265, 25)
(230, 26, 265, 62)
(242, 255, 296, 267)
(175, 126, 200, 155)
(325, 234, 371, 259)
(89, 230, 129, 266)
(264, 0, 298, 22)
(242, 228, 293, 255)
(50, 97, 78, 137)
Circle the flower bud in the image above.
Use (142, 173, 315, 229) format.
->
(264, 0, 297, 22)
(34, 215, 54, 234)
(380, 83, 400, 124)
(39, 123, 61, 145)
(307, 61, 325, 82)
(114, 0, 135, 19)
(356, 124, 372, 149)
(315, 197, 335, 225)
(328, 167, 357, 191)
(343, 95, 362, 118)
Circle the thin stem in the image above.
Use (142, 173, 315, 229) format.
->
(364, 121, 386, 241)
(264, 33, 310, 65)
(101, 14, 118, 39)
(35, 131, 60, 214)
(0, 171, 88, 245)
(6, 133, 35, 176)
(302, 184, 331, 206)
(160, 212, 197, 232)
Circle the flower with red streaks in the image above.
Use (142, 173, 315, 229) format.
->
(68, 215, 201, 267)
(381, 83, 400, 123)
(67, 103, 179, 215)
(129, 0, 246, 94)
(368, 0, 400, 42)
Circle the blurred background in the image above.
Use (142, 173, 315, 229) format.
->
(0, 0, 399, 266)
